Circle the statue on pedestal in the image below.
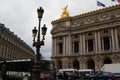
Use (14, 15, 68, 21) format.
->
(61, 5, 70, 18)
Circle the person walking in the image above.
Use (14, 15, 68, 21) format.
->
(1, 61, 7, 80)
(63, 71, 68, 80)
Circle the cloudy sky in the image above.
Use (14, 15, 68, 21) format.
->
(0, 0, 118, 59)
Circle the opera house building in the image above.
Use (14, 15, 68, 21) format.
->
(51, 4, 120, 71)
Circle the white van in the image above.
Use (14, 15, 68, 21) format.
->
(78, 69, 94, 78)
(57, 69, 78, 80)
(59, 69, 78, 73)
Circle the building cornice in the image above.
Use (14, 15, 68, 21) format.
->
(52, 4, 120, 25)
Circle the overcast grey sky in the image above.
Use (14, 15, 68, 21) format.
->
(0, 0, 118, 59)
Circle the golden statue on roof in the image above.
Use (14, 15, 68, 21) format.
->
(61, 5, 69, 18)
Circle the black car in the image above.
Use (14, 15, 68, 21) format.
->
(89, 71, 116, 80)
(113, 73, 120, 80)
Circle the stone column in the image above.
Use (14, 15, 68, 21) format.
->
(63, 36, 66, 56)
(82, 57, 87, 69)
(86, 39, 88, 52)
(114, 28, 119, 50)
(66, 34, 70, 55)
(94, 57, 100, 71)
(111, 28, 115, 51)
(98, 31, 102, 52)
(95, 31, 98, 52)
(79, 34, 83, 54)
(68, 32, 72, 55)
(52, 38, 54, 56)
(82, 34, 86, 54)
(79, 58, 84, 69)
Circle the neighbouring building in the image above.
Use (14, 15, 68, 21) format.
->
(0, 23, 35, 61)
(51, 4, 120, 71)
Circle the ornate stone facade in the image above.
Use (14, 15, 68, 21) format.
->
(0, 23, 34, 60)
(51, 4, 120, 71)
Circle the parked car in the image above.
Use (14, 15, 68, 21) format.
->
(89, 71, 116, 80)
(40, 71, 51, 79)
(113, 73, 120, 80)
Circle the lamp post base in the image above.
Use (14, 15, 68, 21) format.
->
(32, 62, 41, 80)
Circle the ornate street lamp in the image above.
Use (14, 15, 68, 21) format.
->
(32, 7, 47, 80)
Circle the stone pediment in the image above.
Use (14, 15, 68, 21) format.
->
(51, 26, 67, 34)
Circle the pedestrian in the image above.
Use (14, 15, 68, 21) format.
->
(51, 68, 56, 80)
(1, 61, 7, 80)
(23, 74, 29, 80)
(63, 71, 68, 80)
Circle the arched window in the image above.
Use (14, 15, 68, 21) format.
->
(101, 29, 111, 51)
(87, 58, 95, 70)
(103, 29, 108, 34)
(104, 57, 112, 64)
(73, 59, 79, 69)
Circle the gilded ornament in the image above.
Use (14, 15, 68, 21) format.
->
(61, 5, 69, 18)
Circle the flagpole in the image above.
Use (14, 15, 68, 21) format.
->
(97, 0, 105, 8)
